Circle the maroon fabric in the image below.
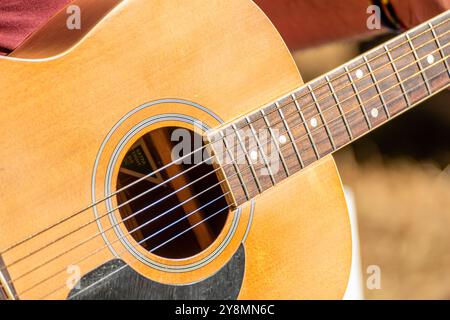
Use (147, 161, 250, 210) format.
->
(0, 0, 71, 55)
(0, 1, 447, 56)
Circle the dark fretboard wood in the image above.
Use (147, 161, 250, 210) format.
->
(208, 10, 450, 207)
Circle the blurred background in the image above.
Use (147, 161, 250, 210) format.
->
(293, 36, 450, 299)
(0, 0, 447, 300)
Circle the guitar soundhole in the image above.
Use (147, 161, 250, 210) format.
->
(115, 126, 229, 259)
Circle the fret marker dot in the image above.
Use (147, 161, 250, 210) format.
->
(278, 135, 287, 145)
(426, 54, 434, 65)
(250, 150, 258, 161)
(310, 117, 318, 128)
(371, 108, 379, 118)
(355, 69, 364, 79)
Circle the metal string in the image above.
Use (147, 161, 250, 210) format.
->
(54, 66, 450, 301)
(1, 17, 447, 256)
(4, 42, 450, 285)
(17, 59, 450, 298)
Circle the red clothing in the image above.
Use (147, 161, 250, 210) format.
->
(0, 0, 447, 56)
(0, 0, 71, 55)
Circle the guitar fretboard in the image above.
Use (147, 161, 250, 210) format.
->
(208, 11, 450, 207)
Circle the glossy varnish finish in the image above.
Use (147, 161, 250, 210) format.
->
(0, 0, 351, 299)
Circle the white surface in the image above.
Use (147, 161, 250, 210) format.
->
(343, 186, 365, 300)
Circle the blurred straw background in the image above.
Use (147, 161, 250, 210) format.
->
(293, 38, 450, 299)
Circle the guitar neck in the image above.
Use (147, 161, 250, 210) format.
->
(208, 11, 450, 207)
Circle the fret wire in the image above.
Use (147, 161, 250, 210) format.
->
(278, 100, 308, 165)
(362, 56, 391, 118)
(429, 22, 450, 76)
(325, 75, 354, 140)
(405, 33, 432, 94)
(294, 61, 450, 171)
(299, 67, 450, 180)
(289, 97, 320, 161)
(210, 28, 448, 155)
(245, 116, 276, 186)
(215, 47, 445, 200)
(243, 24, 444, 142)
(224, 56, 449, 203)
(44, 66, 450, 300)
(307, 84, 336, 150)
(285, 29, 447, 130)
(9, 59, 450, 298)
(344, 65, 372, 129)
(231, 123, 263, 193)
(260, 109, 291, 177)
(4, 31, 450, 296)
(287, 18, 448, 126)
(241, 64, 449, 206)
(218, 131, 250, 200)
(223, 57, 449, 202)
(384, 45, 412, 107)
(325, 17, 448, 98)
(323, 55, 449, 154)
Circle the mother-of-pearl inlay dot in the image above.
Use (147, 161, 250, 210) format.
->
(250, 150, 258, 161)
(278, 134, 287, 145)
(355, 69, 364, 79)
(310, 117, 318, 128)
(371, 108, 379, 118)
(427, 54, 435, 64)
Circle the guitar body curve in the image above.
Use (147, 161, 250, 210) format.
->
(0, 0, 351, 299)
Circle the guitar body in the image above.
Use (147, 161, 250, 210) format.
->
(0, 0, 351, 299)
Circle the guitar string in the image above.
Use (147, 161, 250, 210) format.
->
(16, 59, 450, 298)
(211, 19, 450, 136)
(1, 17, 447, 255)
(47, 66, 450, 301)
(26, 65, 450, 300)
(24, 13, 450, 299)
(2, 29, 448, 277)
(24, 191, 236, 298)
(65, 201, 237, 300)
(4, 36, 449, 281)
(12, 176, 230, 284)
(3, 41, 449, 282)
(4, 35, 449, 273)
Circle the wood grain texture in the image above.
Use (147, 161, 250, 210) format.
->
(0, 0, 351, 299)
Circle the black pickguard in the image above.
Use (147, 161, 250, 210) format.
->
(68, 245, 245, 300)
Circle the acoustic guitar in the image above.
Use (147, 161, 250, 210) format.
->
(0, 0, 448, 300)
